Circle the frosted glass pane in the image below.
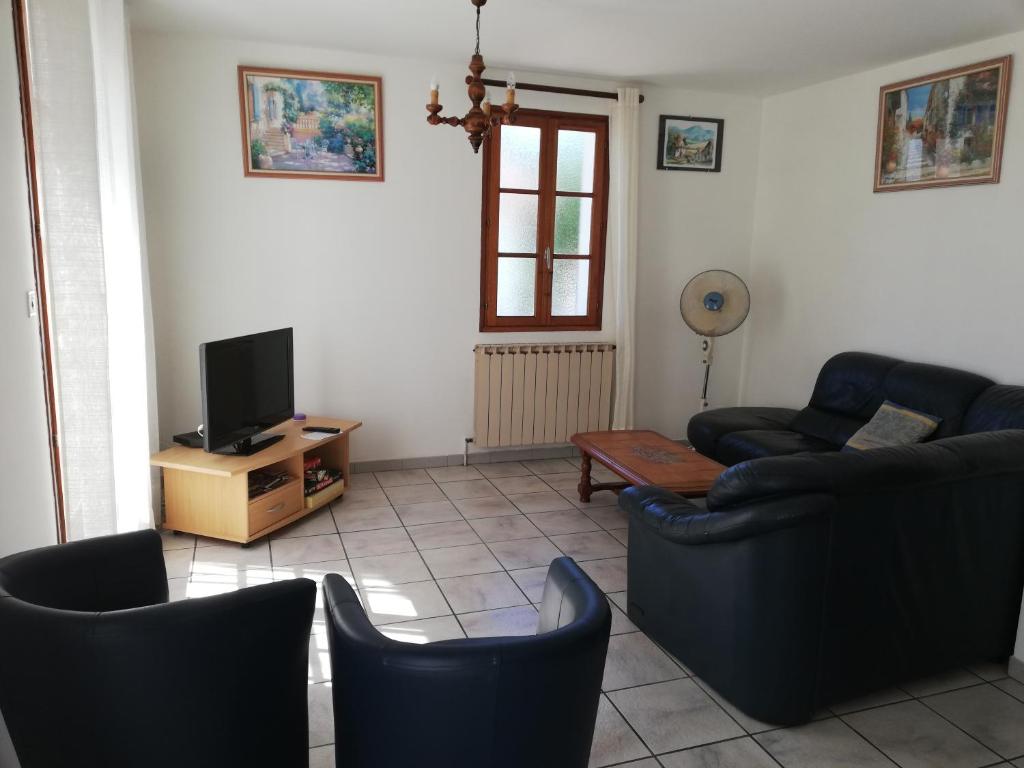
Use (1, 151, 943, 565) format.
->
(500, 125, 541, 189)
(552, 260, 590, 316)
(497, 257, 536, 316)
(556, 130, 596, 193)
(498, 193, 538, 253)
(554, 196, 592, 255)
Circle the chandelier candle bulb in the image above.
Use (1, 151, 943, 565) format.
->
(506, 71, 516, 104)
(482, 91, 492, 116)
(429, 78, 439, 106)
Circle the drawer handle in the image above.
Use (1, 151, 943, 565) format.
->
(267, 502, 286, 515)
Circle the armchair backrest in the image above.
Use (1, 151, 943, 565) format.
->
(323, 557, 610, 768)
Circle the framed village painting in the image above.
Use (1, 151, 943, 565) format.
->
(238, 66, 383, 181)
(657, 115, 724, 172)
(874, 56, 1011, 192)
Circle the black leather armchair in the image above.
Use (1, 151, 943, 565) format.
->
(323, 556, 611, 768)
(622, 429, 1024, 725)
(0, 530, 316, 768)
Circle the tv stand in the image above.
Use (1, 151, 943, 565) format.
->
(217, 432, 285, 456)
(151, 416, 361, 545)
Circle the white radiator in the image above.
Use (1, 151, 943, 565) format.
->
(473, 343, 616, 448)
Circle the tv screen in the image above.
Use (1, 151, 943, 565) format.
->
(200, 328, 294, 453)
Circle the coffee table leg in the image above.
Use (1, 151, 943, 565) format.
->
(578, 452, 593, 503)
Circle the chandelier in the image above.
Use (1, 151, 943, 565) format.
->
(426, 0, 518, 153)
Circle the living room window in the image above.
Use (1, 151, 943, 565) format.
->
(480, 109, 609, 332)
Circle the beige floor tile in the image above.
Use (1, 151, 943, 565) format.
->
(610, 528, 629, 546)
(307, 682, 334, 748)
(843, 699, 997, 767)
(468, 514, 543, 542)
(160, 529, 195, 551)
(902, 668, 984, 697)
(346, 473, 380, 489)
(331, 505, 400, 533)
(191, 541, 271, 576)
(383, 483, 446, 506)
(602, 631, 686, 691)
(477, 461, 532, 478)
(459, 604, 539, 637)
(374, 468, 433, 487)
(163, 547, 195, 578)
(609, 678, 744, 754)
(421, 543, 503, 578)
(487, 537, 564, 570)
(549, 530, 627, 561)
(394, 499, 462, 526)
(335, 487, 389, 510)
(167, 577, 188, 601)
(490, 475, 555, 495)
(349, 551, 431, 588)
(527, 509, 602, 535)
(378, 615, 466, 644)
(438, 571, 529, 613)
(439, 479, 502, 500)
(340, 527, 415, 558)
(309, 745, 334, 768)
(967, 660, 1008, 681)
(538, 471, 581, 491)
(583, 505, 630, 530)
(757, 718, 894, 767)
(272, 507, 337, 539)
(426, 465, 483, 482)
(579, 557, 628, 593)
(406, 520, 482, 550)
(588, 694, 651, 767)
(509, 565, 550, 603)
(994, 677, 1024, 702)
(271, 533, 346, 566)
(507, 491, 576, 514)
(830, 687, 911, 715)
(308, 630, 331, 684)
(659, 736, 777, 768)
(923, 684, 1024, 759)
(273, 559, 352, 588)
(524, 458, 578, 474)
(453, 495, 522, 519)
(561, 489, 620, 509)
(360, 580, 452, 625)
(608, 599, 638, 635)
(692, 676, 778, 734)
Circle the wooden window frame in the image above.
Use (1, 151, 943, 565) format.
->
(480, 108, 610, 332)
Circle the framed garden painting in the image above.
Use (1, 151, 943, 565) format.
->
(238, 66, 383, 181)
(874, 56, 1011, 192)
(657, 115, 724, 172)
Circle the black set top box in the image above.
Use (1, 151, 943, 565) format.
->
(173, 431, 204, 449)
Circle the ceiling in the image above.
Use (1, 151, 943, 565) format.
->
(127, 0, 1024, 95)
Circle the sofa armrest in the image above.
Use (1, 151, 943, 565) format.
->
(0, 530, 167, 611)
(621, 485, 829, 545)
(687, 407, 800, 458)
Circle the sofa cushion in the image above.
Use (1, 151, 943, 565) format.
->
(707, 429, 1024, 510)
(687, 407, 798, 460)
(716, 429, 835, 467)
(842, 401, 941, 452)
(806, 352, 901, 419)
(882, 362, 992, 438)
(962, 385, 1024, 434)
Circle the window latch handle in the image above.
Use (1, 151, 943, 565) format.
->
(544, 246, 552, 272)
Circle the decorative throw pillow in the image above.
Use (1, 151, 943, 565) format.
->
(842, 401, 942, 452)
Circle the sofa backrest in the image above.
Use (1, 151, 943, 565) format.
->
(791, 352, 995, 445)
(707, 429, 1024, 510)
(962, 385, 1024, 434)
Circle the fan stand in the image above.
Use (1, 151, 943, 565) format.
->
(699, 337, 715, 411)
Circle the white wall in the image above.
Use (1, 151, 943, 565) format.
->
(743, 30, 1024, 407)
(0, 1, 57, 557)
(743, 29, 1024, 677)
(132, 31, 762, 460)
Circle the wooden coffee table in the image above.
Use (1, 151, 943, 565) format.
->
(570, 430, 725, 502)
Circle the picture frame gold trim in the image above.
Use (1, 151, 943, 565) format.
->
(873, 55, 1012, 193)
(238, 65, 384, 182)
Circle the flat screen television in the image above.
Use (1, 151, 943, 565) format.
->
(200, 328, 294, 455)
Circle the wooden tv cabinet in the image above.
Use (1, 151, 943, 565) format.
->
(150, 417, 361, 545)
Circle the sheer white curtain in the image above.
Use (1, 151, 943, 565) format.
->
(26, 0, 156, 538)
(610, 87, 641, 429)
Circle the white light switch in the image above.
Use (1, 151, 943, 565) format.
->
(26, 289, 37, 317)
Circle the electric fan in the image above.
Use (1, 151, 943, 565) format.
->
(679, 269, 751, 411)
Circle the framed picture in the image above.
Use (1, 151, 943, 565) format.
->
(657, 115, 724, 172)
(874, 56, 1012, 192)
(238, 65, 383, 181)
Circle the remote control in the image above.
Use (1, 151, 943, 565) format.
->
(303, 426, 341, 434)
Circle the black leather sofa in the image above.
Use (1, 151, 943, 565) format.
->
(0, 530, 316, 768)
(323, 557, 611, 768)
(623, 353, 1024, 725)
(688, 351, 1021, 466)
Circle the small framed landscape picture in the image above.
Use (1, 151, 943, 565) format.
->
(238, 65, 383, 181)
(657, 115, 724, 172)
(874, 56, 1012, 192)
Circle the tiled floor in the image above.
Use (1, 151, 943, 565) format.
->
(160, 459, 1024, 768)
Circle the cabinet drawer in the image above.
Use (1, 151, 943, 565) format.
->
(248, 481, 303, 534)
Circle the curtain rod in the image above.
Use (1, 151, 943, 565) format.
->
(480, 79, 645, 103)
